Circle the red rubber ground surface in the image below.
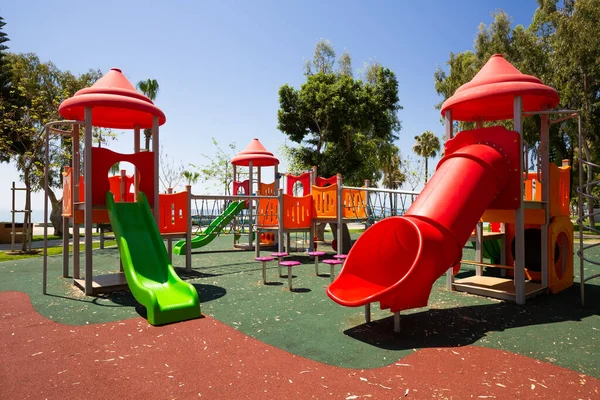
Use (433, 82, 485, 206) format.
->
(1, 291, 598, 399)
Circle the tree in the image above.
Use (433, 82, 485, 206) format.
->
(0, 16, 28, 164)
(136, 78, 159, 151)
(378, 143, 405, 216)
(412, 130, 440, 183)
(0, 16, 10, 100)
(0, 53, 103, 240)
(278, 40, 402, 187)
(400, 155, 425, 193)
(433, 2, 600, 228)
(193, 138, 245, 195)
(182, 170, 199, 186)
(337, 50, 352, 77)
(159, 147, 185, 192)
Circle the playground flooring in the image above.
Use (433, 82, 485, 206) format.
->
(1, 233, 599, 399)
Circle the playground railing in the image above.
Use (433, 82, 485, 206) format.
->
(342, 186, 420, 222)
(282, 194, 313, 230)
(312, 184, 338, 219)
(341, 188, 367, 219)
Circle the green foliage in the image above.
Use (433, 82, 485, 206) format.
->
(136, 78, 160, 150)
(434, 1, 600, 225)
(400, 155, 424, 191)
(412, 130, 440, 183)
(0, 52, 104, 238)
(278, 41, 402, 187)
(378, 142, 405, 189)
(0, 16, 11, 101)
(434, 2, 600, 167)
(192, 138, 246, 195)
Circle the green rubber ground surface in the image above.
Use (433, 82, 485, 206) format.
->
(1, 232, 599, 377)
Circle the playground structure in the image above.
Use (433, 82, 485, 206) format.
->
(42, 68, 200, 325)
(181, 138, 419, 257)
(327, 54, 583, 331)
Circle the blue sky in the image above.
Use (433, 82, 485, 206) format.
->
(1, 0, 539, 219)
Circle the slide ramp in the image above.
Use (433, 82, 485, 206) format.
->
(327, 127, 521, 312)
(106, 192, 201, 325)
(173, 200, 246, 255)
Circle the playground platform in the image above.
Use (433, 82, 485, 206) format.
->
(1, 233, 599, 398)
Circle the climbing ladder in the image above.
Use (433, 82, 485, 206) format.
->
(11, 182, 32, 252)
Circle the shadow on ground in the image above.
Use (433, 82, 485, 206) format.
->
(345, 283, 600, 350)
(94, 284, 227, 320)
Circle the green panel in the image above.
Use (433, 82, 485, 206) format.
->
(173, 200, 246, 255)
(106, 192, 201, 325)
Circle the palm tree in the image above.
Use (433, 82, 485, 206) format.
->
(136, 78, 160, 150)
(412, 130, 441, 184)
(379, 144, 406, 216)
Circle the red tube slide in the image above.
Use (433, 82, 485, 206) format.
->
(327, 127, 520, 312)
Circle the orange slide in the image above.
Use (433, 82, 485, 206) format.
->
(327, 127, 521, 312)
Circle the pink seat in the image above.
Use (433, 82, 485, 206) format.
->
(308, 251, 326, 275)
(280, 260, 301, 291)
(271, 252, 289, 277)
(255, 256, 274, 284)
(323, 259, 343, 282)
(333, 254, 347, 260)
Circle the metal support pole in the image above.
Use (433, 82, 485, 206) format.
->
(393, 312, 401, 333)
(475, 222, 483, 276)
(474, 119, 484, 275)
(364, 179, 371, 228)
(445, 110, 454, 290)
(152, 116, 159, 223)
(257, 166, 262, 194)
(71, 124, 81, 279)
(72, 124, 80, 280)
(62, 211, 69, 277)
(577, 115, 585, 305)
(514, 96, 526, 304)
(278, 188, 285, 253)
(84, 107, 93, 295)
(186, 185, 192, 273)
(364, 303, 371, 323)
(134, 125, 140, 201)
(336, 174, 343, 255)
(248, 161, 254, 250)
(11, 182, 15, 252)
(42, 127, 50, 294)
(540, 111, 550, 289)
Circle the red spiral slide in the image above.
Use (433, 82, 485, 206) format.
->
(327, 127, 521, 312)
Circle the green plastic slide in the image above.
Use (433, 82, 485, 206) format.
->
(106, 192, 201, 325)
(173, 200, 246, 255)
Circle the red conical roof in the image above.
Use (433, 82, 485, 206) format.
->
(231, 138, 279, 167)
(441, 54, 559, 121)
(58, 68, 166, 129)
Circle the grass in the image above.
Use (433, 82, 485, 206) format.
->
(0, 240, 116, 262)
(31, 232, 104, 242)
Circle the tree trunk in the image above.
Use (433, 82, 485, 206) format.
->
(47, 188, 63, 237)
(330, 223, 351, 254)
(424, 157, 429, 184)
(144, 128, 152, 151)
(315, 223, 327, 241)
